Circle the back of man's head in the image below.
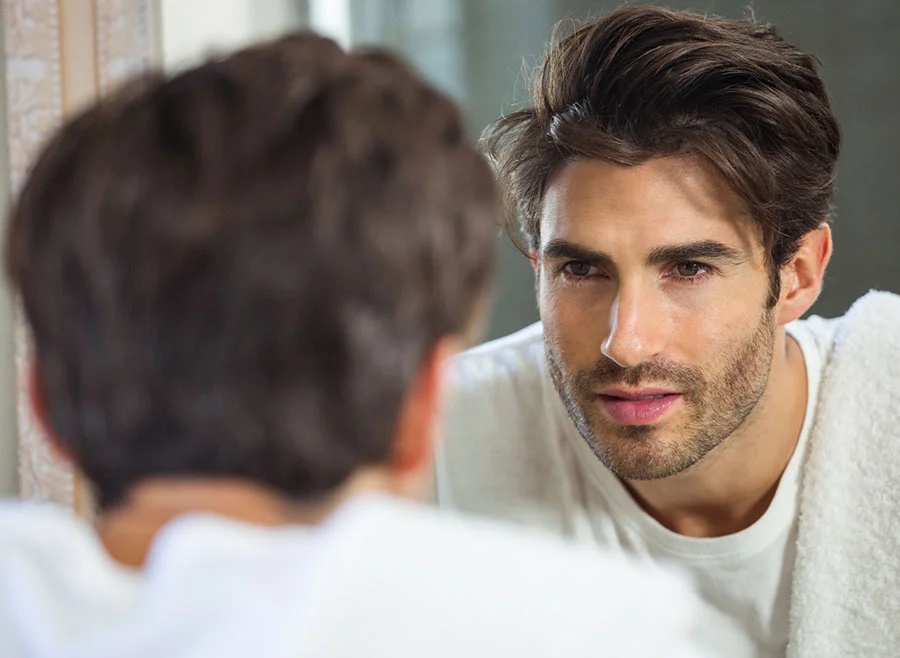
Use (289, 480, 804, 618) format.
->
(6, 34, 496, 511)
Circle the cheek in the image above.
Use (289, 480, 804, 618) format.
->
(678, 304, 762, 374)
(539, 283, 611, 360)
(664, 273, 770, 351)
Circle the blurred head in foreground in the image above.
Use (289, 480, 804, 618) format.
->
(7, 33, 496, 524)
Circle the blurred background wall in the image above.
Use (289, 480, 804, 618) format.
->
(1, 0, 156, 503)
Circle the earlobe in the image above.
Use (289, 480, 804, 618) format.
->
(776, 225, 833, 325)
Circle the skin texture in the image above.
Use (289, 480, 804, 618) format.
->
(537, 156, 832, 537)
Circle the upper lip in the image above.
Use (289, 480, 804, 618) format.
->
(598, 388, 680, 400)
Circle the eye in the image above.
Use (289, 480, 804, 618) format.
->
(673, 261, 709, 278)
(562, 261, 598, 278)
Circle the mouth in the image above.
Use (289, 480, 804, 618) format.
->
(596, 388, 682, 425)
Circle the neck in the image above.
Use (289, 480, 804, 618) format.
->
(624, 330, 808, 538)
(94, 470, 391, 569)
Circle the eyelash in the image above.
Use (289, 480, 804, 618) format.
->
(559, 262, 605, 281)
(558, 261, 715, 284)
(668, 261, 714, 284)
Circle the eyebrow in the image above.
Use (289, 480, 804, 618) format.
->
(646, 241, 747, 266)
(541, 239, 747, 269)
(541, 240, 616, 270)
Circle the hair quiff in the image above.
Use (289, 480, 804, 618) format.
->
(483, 5, 841, 302)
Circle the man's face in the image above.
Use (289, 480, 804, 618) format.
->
(539, 156, 777, 480)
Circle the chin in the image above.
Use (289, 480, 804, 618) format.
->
(589, 425, 701, 480)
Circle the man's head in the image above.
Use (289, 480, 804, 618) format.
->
(483, 6, 838, 480)
(7, 34, 496, 511)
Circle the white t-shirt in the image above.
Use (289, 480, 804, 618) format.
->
(437, 316, 837, 658)
(0, 492, 718, 658)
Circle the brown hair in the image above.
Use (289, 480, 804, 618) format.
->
(6, 34, 497, 510)
(483, 5, 841, 302)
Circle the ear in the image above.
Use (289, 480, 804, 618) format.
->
(776, 224, 833, 325)
(459, 287, 491, 349)
(530, 249, 539, 274)
(389, 336, 459, 497)
(25, 356, 74, 465)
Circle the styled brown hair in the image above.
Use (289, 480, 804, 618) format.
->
(484, 5, 841, 302)
(6, 34, 496, 510)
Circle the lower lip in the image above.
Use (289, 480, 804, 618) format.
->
(598, 394, 681, 425)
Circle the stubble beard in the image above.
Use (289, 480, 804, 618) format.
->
(545, 310, 776, 480)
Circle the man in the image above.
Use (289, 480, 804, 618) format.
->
(438, 6, 900, 658)
(0, 32, 715, 658)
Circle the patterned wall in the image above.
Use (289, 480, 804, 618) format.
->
(2, 0, 158, 513)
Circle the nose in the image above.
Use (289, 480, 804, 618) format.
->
(601, 287, 665, 368)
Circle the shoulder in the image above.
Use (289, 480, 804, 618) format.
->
(0, 501, 89, 557)
(315, 497, 711, 657)
(437, 323, 570, 516)
(835, 290, 900, 346)
(443, 322, 548, 438)
(789, 291, 900, 368)
(788, 313, 838, 357)
(814, 291, 900, 405)
(800, 291, 900, 365)
(0, 501, 131, 635)
(450, 321, 546, 391)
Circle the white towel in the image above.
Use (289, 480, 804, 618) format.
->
(789, 290, 900, 656)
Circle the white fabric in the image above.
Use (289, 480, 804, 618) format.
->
(437, 290, 900, 658)
(789, 291, 900, 657)
(0, 493, 717, 658)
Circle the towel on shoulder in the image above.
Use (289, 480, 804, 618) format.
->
(789, 290, 900, 657)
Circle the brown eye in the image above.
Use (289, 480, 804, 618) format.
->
(675, 262, 705, 277)
(564, 261, 595, 277)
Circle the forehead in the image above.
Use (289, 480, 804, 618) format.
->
(540, 156, 761, 258)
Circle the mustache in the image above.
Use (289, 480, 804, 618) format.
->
(574, 356, 703, 392)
